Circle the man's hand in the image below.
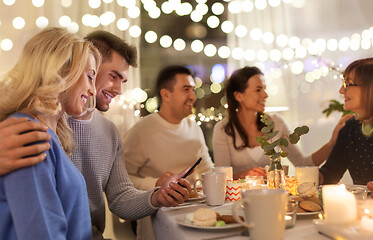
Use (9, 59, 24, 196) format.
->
(0, 117, 51, 175)
(155, 171, 173, 187)
(151, 178, 192, 208)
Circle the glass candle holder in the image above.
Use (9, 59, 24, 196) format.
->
(285, 201, 298, 229)
(244, 175, 265, 190)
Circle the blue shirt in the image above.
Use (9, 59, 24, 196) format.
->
(0, 113, 92, 240)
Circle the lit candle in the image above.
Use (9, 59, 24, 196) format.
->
(244, 175, 264, 190)
(322, 184, 357, 224)
(361, 209, 373, 232)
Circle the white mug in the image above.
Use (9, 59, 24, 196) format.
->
(212, 166, 233, 181)
(232, 189, 288, 240)
(194, 172, 226, 206)
(295, 166, 319, 188)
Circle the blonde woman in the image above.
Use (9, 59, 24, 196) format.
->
(0, 27, 101, 239)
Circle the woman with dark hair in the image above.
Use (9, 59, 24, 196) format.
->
(320, 58, 373, 185)
(212, 66, 349, 180)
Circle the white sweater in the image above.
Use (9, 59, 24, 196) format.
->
(123, 113, 214, 191)
(212, 113, 313, 176)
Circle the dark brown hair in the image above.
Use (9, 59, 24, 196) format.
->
(85, 30, 138, 67)
(344, 58, 373, 121)
(155, 65, 194, 107)
(224, 66, 266, 150)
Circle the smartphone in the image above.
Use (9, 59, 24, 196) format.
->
(181, 157, 202, 178)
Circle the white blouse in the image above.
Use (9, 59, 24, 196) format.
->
(212, 113, 313, 175)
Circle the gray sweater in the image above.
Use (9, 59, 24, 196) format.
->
(68, 111, 157, 240)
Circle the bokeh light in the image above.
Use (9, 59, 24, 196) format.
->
(12, 17, 25, 29)
(36, 16, 49, 29)
(1, 39, 13, 51)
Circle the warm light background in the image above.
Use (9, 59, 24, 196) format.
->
(2, 0, 373, 238)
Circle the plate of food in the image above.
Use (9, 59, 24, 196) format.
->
(185, 196, 205, 202)
(289, 182, 323, 216)
(297, 211, 323, 216)
(176, 208, 245, 230)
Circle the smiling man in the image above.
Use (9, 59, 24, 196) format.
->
(123, 65, 214, 240)
(66, 32, 191, 240)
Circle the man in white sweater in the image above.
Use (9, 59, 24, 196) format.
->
(0, 31, 191, 240)
(123, 65, 214, 239)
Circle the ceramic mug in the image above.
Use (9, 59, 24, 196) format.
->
(194, 172, 226, 206)
(232, 188, 288, 240)
(212, 166, 233, 181)
(295, 166, 319, 188)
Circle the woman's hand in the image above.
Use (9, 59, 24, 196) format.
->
(235, 167, 266, 179)
(330, 114, 354, 146)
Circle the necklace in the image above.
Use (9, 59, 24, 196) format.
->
(362, 122, 373, 137)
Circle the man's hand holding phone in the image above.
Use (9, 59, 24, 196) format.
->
(153, 158, 202, 207)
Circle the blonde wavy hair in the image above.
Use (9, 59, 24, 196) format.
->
(0, 27, 101, 155)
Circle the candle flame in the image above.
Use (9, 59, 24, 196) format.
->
(318, 213, 324, 220)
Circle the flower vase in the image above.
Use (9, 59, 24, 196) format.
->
(267, 157, 285, 189)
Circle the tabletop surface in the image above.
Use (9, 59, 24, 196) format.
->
(152, 201, 330, 240)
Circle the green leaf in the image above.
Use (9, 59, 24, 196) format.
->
(267, 120, 275, 129)
(265, 151, 273, 156)
(260, 114, 267, 123)
(261, 126, 272, 133)
(289, 133, 300, 144)
(301, 126, 309, 134)
(263, 144, 276, 151)
(265, 150, 275, 156)
(271, 152, 281, 159)
(264, 130, 279, 139)
(294, 127, 303, 136)
(322, 99, 354, 117)
(272, 138, 281, 146)
(279, 137, 288, 147)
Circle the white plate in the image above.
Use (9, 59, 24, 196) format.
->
(297, 211, 322, 216)
(314, 219, 373, 240)
(185, 196, 205, 202)
(175, 210, 244, 230)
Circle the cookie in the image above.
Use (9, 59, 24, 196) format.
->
(297, 182, 317, 198)
(193, 208, 217, 227)
(299, 200, 322, 212)
(307, 195, 322, 206)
